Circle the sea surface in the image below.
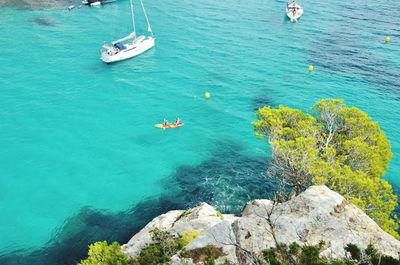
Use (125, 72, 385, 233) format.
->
(0, 0, 399, 264)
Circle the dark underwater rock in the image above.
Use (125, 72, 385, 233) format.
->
(0, 0, 69, 9)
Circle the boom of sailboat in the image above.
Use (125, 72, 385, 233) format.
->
(100, 0, 154, 64)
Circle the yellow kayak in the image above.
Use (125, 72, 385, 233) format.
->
(155, 122, 184, 129)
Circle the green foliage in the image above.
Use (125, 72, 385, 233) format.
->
(342, 244, 400, 265)
(178, 230, 202, 247)
(220, 259, 235, 265)
(130, 230, 225, 265)
(78, 241, 129, 265)
(263, 241, 345, 265)
(202, 245, 225, 265)
(216, 210, 224, 220)
(79, 240, 400, 265)
(263, 248, 283, 265)
(262, 242, 400, 265)
(132, 228, 181, 265)
(182, 245, 225, 264)
(253, 99, 399, 237)
(344, 244, 361, 261)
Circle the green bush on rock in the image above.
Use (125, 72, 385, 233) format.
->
(216, 210, 224, 220)
(262, 242, 400, 265)
(253, 99, 399, 238)
(178, 230, 202, 247)
(78, 241, 129, 265)
(131, 228, 181, 265)
(78, 236, 400, 265)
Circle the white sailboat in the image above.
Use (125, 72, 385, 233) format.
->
(286, 0, 303, 22)
(100, 0, 155, 64)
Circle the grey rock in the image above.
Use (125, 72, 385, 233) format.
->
(123, 186, 400, 264)
(122, 210, 184, 257)
(185, 221, 238, 264)
(122, 203, 231, 257)
(236, 186, 400, 259)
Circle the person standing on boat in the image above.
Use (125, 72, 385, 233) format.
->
(292, 0, 297, 15)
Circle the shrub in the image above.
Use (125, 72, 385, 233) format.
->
(178, 230, 202, 247)
(262, 242, 399, 265)
(344, 244, 400, 265)
(133, 228, 181, 265)
(78, 241, 129, 265)
(182, 245, 226, 264)
(216, 211, 224, 220)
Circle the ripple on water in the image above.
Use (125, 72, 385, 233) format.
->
(0, 141, 272, 265)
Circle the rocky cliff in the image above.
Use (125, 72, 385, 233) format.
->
(122, 186, 400, 264)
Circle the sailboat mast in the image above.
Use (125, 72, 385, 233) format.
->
(139, 0, 153, 36)
(129, 0, 136, 39)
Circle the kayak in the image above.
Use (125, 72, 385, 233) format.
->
(155, 122, 184, 129)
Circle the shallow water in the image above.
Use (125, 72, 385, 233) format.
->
(0, 0, 399, 264)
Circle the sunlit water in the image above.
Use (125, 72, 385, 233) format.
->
(0, 0, 399, 264)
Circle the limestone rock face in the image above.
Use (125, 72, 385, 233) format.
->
(237, 186, 400, 259)
(122, 210, 184, 257)
(122, 203, 235, 257)
(123, 186, 400, 264)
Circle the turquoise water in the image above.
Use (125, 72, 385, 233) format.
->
(0, 0, 399, 263)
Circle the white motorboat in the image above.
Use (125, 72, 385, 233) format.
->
(286, 1, 303, 22)
(100, 0, 154, 64)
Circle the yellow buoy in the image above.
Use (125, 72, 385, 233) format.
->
(385, 36, 391, 43)
(204, 92, 211, 99)
(308, 65, 314, 72)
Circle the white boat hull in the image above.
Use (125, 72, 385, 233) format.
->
(101, 37, 155, 63)
(90, 1, 101, 6)
(286, 3, 303, 22)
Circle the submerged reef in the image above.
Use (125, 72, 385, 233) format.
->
(0, 142, 274, 265)
(0, 0, 70, 9)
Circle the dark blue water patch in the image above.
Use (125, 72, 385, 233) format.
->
(253, 94, 278, 111)
(0, 197, 184, 265)
(29, 17, 57, 27)
(308, 3, 400, 98)
(1, 0, 69, 9)
(0, 141, 274, 265)
(169, 142, 276, 214)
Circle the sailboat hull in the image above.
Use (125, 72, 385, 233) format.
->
(286, 2, 303, 22)
(101, 37, 155, 64)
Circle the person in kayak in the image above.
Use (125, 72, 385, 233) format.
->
(163, 118, 169, 126)
(175, 117, 181, 124)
